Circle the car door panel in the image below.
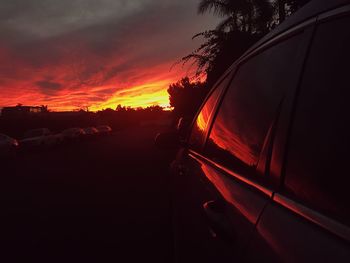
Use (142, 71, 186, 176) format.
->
(189, 152, 272, 246)
(173, 150, 275, 263)
(172, 149, 235, 263)
(245, 200, 350, 263)
(189, 152, 271, 226)
(172, 150, 270, 263)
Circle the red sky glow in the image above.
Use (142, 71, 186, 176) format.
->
(0, 0, 218, 111)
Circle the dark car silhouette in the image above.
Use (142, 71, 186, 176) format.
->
(83, 127, 99, 136)
(96, 125, 112, 135)
(61, 128, 86, 142)
(0, 133, 18, 158)
(20, 128, 62, 148)
(157, 0, 350, 262)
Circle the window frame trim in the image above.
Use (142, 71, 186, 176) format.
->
(273, 193, 350, 242)
(318, 4, 350, 22)
(189, 149, 273, 198)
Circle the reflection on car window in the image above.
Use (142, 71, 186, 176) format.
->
(285, 16, 350, 226)
(206, 34, 303, 178)
(189, 73, 232, 150)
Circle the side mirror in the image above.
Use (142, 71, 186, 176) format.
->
(176, 117, 191, 139)
(154, 131, 179, 149)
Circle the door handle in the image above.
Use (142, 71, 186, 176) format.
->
(203, 200, 235, 243)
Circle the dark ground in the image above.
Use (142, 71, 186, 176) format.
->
(0, 125, 175, 262)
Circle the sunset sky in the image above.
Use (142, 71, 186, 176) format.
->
(0, 0, 218, 111)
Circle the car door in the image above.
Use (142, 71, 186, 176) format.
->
(171, 69, 235, 263)
(172, 25, 311, 263)
(246, 9, 350, 263)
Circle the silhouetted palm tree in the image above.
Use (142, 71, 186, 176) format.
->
(272, 0, 310, 23)
(180, 0, 272, 79)
(198, 0, 274, 34)
(178, 0, 310, 83)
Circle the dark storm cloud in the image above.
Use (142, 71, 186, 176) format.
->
(35, 80, 62, 90)
(0, 0, 219, 109)
(35, 80, 63, 95)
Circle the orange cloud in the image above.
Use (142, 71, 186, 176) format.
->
(0, 50, 188, 111)
(0, 0, 218, 112)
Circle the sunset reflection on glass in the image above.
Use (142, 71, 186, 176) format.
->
(188, 73, 235, 150)
(189, 84, 225, 149)
(209, 120, 257, 167)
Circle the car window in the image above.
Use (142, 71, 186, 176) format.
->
(188, 72, 232, 151)
(284, 15, 350, 226)
(205, 33, 304, 181)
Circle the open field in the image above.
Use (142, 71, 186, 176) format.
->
(1, 126, 176, 262)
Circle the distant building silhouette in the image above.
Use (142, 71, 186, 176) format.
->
(1, 105, 48, 117)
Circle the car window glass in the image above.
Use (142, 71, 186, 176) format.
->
(205, 34, 303, 180)
(189, 73, 232, 150)
(284, 16, 350, 225)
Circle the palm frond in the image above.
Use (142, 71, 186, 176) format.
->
(216, 16, 236, 31)
(198, 0, 231, 17)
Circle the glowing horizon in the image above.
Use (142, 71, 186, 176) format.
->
(0, 0, 218, 112)
(0, 67, 187, 112)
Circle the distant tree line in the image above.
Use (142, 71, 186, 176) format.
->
(0, 105, 169, 138)
(168, 0, 309, 119)
(114, 104, 164, 113)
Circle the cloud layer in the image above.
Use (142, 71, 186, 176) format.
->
(0, 0, 218, 111)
